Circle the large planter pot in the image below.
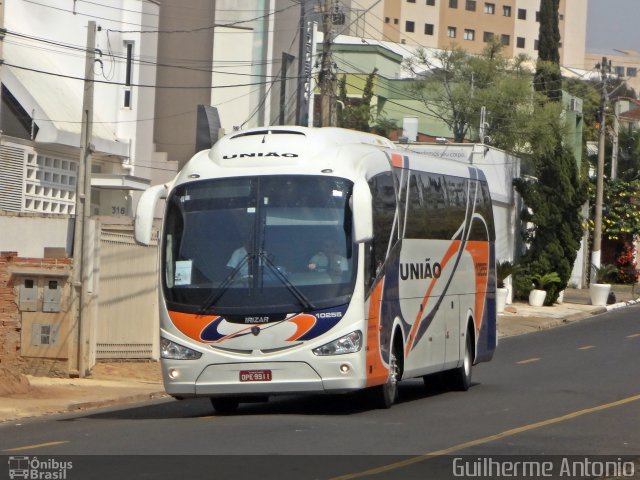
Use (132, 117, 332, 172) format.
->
(589, 283, 611, 306)
(497, 288, 509, 313)
(528, 289, 546, 307)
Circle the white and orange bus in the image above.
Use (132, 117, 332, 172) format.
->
(135, 126, 497, 412)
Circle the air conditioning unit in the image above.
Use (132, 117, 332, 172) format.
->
(569, 98, 583, 113)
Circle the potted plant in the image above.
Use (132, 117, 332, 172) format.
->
(529, 272, 561, 307)
(589, 263, 617, 306)
(496, 261, 513, 313)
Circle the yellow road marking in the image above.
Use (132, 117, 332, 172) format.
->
(577, 345, 595, 350)
(3, 441, 69, 452)
(627, 333, 640, 338)
(516, 357, 540, 364)
(330, 393, 640, 480)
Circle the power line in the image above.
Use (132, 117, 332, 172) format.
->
(3, 61, 301, 89)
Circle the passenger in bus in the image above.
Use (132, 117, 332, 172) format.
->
(226, 239, 252, 278)
(307, 240, 348, 274)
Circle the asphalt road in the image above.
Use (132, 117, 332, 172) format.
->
(1, 307, 639, 479)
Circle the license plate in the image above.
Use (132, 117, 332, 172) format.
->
(239, 370, 272, 382)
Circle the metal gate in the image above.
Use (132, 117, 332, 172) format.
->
(95, 228, 159, 359)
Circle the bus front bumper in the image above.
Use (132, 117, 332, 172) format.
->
(162, 360, 367, 397)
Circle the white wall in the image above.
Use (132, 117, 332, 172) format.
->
(0, 213, 73, 257)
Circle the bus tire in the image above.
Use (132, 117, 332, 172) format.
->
(211, 397, 239, 414)
(371, 339, 401, 409)
(449, 328, 473, 391)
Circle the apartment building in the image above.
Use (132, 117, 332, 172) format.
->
(584, 49, 640, 94)
(354, 0, 587, 67)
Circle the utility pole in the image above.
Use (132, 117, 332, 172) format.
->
(319, 0, 336, 127)
(70, 20, 96, 378)
(592, 56, 610, 274)
(611, 99, 620, 179)
(296, 0, 313, 126)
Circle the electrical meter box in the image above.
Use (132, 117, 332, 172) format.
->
(43, 278, 62, 312)
(18, 278, 38, 312)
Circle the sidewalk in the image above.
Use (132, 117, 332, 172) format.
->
(1, 286, 638, 424)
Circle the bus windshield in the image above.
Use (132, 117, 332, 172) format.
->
(162, 175, 357, 315)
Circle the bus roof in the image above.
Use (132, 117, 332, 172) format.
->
(173, 127, 481, 186)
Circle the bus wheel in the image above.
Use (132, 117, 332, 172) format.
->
(371, 342, 400, 409)
(211, 397, 239, 414)
(449, 330, 472, 391)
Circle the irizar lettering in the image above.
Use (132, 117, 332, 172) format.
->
(244, 316, 270, 324)
(400, 258, 442, 281)
(223, 152, 299, 159)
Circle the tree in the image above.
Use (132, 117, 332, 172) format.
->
(404, 40, 557, 152)
(513, 0, 588, 303)
(337, 69, 378, 132)
(534, 0, 562, 102)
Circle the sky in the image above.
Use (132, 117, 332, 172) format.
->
(586, 0, 640, 51)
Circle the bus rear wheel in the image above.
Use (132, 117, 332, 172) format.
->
(211, 397, 239, 414)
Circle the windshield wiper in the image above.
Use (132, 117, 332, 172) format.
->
(259, 252, 316, 311)
(198, 253, 252, 314)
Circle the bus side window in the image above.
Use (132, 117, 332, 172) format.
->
(367, 173, 396, 289)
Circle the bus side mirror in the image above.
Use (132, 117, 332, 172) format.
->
(134, 184, 167, 245)
(352, 178, 373, 243)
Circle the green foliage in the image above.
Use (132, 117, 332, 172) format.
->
(496, 261, 514, 288)
(589, 179, 640, 239)
(513, 0, 586, 306)
(514, 142, 588, 305)
(534, 0, 561, 101)
(531, 271, 561, 290)
(403, 40, 564, 153)
(337, 70, 374, 132)
(591, 263, 617, 284)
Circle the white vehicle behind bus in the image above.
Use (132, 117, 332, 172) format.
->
(135, 126, 497, 412)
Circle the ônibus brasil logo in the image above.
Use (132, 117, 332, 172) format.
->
(8, 456, 73, 480)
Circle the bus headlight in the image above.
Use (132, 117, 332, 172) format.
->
(160, 337, 202, 360)
(312, 331, 363, 356)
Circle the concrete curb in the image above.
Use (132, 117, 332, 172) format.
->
(68, 391, 168, 412)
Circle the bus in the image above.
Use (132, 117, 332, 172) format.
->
(135, 126, 497, 412)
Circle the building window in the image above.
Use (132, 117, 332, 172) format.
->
(394, 18, 399, 24)
(536, 11, 540, 22)
(408, 0, 416, 3)
(483, 31, 493, 42)
(406, 21, 415, 32)
(466, 0, 476, 11)
(501, 34, 510, 46)
(628, 67, 638, 77)
(426, 0, 436, 5)
(484, 2, 495, 14)
(503, 5, 511, 16)
(425, 23, 435, 35)
(464, 29, 475, 40)
(516, 37, 525, 48)
(123, 41, 134, 109)
(518, 8, 526, 20)
(449, 0, 458, 7)
(615, 66, 625, 77)
(534, 39, 539, 50)
(448, 26, 457, 38)
(385, 17, 390, 23)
